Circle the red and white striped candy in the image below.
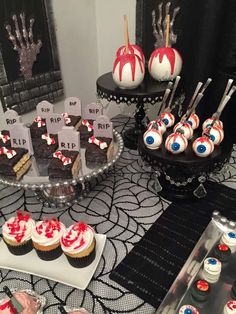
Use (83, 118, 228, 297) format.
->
(89, 136, 108, 149)
(61, 112, 71, 124)
(0, 147, 16, 159)
(41, 133, 56, 145)
(187, 113, 200, 130)
(34, 116, 46, 128)
(174, 122, 193, 140)
(82, 119, 94, 132)
(53, 150, 72, 165)
(0, 132, 10, 143)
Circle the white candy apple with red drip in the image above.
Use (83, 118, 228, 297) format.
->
(148, 47, 182, 82)
(112, 53, 145, 89)
(116, 44, 145, 64)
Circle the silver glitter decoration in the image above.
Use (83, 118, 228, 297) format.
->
(152, 2, 180, 48)
(5, 13, 42, 79)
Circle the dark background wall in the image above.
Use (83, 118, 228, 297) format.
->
(136, 0, 236, 141)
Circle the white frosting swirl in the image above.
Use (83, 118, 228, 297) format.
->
(2, 213, 35, 244)
(203, 257, 222, 275)
(60, 222, 95, 254)
(222, 231, 236, 247)
(32, 219, 66, 246)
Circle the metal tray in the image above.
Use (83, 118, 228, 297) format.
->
(156, 211, 236, 314)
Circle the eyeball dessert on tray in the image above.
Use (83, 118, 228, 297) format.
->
(148, 47, 182, 81)
(202, 118, 223, 130)
(192, 136, 214, 157)
(178, 304, 199, 314)
(207, 126, 224, 145)
(221, 231, 236, 253)
(112, 53, 144, 89)
(148, 120, 166, 135)
(161, 112, 175, 128)
(165, 132, 188, 154)
(223, 300, 236, 314)
(202, 257, 222, 283)
(187, 113, 200, 130)
(143, 129, 162, 150)
(173, 122, 193, 140)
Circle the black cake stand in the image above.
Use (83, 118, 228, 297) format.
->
(138, 131, 233, 201)
(96, 72, 168, 150)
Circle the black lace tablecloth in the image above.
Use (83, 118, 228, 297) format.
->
(0, 115, 235, 314)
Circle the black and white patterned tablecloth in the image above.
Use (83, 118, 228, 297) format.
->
(0, 115, 235, 314)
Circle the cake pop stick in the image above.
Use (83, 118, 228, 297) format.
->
(124, 15, 129, 54)
(161, 76, 181, 127)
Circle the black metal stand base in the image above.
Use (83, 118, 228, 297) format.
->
(123, 127, 145, 150)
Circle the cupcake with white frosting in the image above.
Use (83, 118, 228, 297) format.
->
(32, 218, 66, 261)
(2, 211, 35, 255)
(60, 222, 96, 268)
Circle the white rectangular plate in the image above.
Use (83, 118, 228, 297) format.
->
(0, 234, 106, 290)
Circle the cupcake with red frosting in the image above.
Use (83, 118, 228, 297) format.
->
(2, 211, 35, 255)
(32, 218, 66, 261)
(60, 222, 96, 268)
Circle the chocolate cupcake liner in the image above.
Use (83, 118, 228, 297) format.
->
(35, 244, 62, 261)
(65, 247, 96, 268)
(3, 239, 33, 255)
(1, 288, 47, 314)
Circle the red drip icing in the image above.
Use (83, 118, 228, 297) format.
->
(227, 301, 236, 310)
(117, 44, 144, 62)
(113, 54, 143, 82)
(149, 47, 176, 75)
(0, 300, 16, 313)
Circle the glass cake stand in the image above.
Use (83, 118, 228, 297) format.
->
(96, 72, 169, 150)
(156, 211, 236, 314)
(0, 130, 123, 207)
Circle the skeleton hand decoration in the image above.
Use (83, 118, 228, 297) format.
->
(5, 13, 42, 79)
(152, 2, 180, 48)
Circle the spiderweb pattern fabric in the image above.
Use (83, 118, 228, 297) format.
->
(0, 115, 235, 313)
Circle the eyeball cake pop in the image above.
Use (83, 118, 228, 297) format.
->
(143, 129, 162, 150)
(192, 136, 214, 157)
(116, 44, 145, 64)
(148, 120, 166, 135)
(161, 112, 175, 128)
(173, 122, 193, 140)
(186, 113, 200, 130)
(202, 118, 223, 131)
(207, 125, 224, 145)
(112, 54, 145, 89)
(165, 132, 188, 154)
(148, 47, 182, 82)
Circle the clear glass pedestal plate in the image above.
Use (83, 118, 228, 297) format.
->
(0, 129, 124, 207)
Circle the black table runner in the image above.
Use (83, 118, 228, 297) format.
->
(110, 182, 236, 309)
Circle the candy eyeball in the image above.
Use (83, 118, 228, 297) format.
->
(192, 137, 214, 157)
(202, 118, 223, 130)
(186, 113, 200, 130)
(161, 112, 175, 128)
(148, 120, 166, 135)
(143, 129, 162, 149)
(165, 132, 188, 154)
(207, 126, 224, 145)
(173, 122, 193, 140)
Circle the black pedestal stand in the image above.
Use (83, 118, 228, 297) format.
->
(96, 72, 168, 150)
